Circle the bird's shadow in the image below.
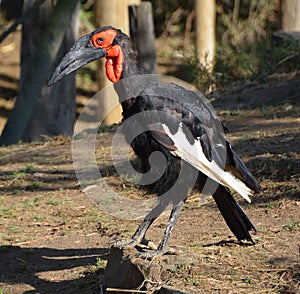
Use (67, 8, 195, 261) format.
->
(202, 239, 255, 247)
(0, 245, 109, 293)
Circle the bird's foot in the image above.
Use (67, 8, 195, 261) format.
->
(110, 238, 139, 249)
(138, 248, 165, 259)
(111, 237, 158, 250)
(138, 247, 176, 260)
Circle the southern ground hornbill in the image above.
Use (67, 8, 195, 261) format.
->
(49, 26, 261, 257)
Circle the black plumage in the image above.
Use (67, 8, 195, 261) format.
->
(49, 26, 261, 258)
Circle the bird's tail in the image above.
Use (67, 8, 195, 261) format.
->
(212, 185, 256, 243)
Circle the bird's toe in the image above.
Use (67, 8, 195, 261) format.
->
(137, 247, 174, 259)
(138, 249, 163, 259)
(110, 238, 138, 249)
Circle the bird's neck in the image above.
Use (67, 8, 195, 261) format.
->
(118, 40, 139, 80)
(107, 36, 139, 118)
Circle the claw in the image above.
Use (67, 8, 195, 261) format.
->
(138, 248, 167, 259)
(138, 247, 177, 259)
(110, 238, 139, 249)
(138, 250, 162, 259)
(111, 239, 175, 259)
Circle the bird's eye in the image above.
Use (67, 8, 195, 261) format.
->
(97, 37, 104, 44)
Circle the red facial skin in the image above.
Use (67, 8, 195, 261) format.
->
(90, 29, 124, 82)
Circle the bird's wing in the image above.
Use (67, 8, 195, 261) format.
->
(139, 82, 256, 201)
(149, 127, 178, 151)
(150, 122, 253, 203)
(225, 141, 261, 193)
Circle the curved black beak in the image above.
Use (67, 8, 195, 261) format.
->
(48, 33, 106, 86)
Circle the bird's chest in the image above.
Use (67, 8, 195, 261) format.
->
(120, 109, 167, 173)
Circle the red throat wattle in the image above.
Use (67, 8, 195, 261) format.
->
(105, 45, 124, 82)
(90, 29, 124, 83)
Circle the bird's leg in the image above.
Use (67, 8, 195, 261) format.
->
(112, 201, 169, 249)
(111, 217, 154, 249)
(139, 200, 184, 259)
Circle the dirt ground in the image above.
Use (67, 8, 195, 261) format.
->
(0, 29, 300, 293)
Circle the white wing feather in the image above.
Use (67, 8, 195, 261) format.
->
(162, 123, 252, 203)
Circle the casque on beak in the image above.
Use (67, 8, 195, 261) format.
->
(48, 33, 106, 86)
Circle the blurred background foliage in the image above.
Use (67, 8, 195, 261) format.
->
(1, 0, 299, 92)
(79, 0, 299, 92)
(152, 0, 298, 89)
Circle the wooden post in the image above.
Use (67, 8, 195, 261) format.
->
(195, 0, 216, 72)
(281, 0, 300, 31)
(129, 2, 157, 74)
(94, 0, 130, 125)
(128, 0, 141, 5)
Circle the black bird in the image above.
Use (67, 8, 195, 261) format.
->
(49, 26, 261, 257)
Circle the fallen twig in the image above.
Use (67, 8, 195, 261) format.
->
(12, 234, 54, 246)
(275, 52, 298, 69)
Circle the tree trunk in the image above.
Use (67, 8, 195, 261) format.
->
(281, 0, 300, 31)
(21, 0, 79, 141)
(195, 0, 216, 72)
(94, 0, 130, 125)
(129, 1, 157, 74)
(0, 0, 79, 145)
